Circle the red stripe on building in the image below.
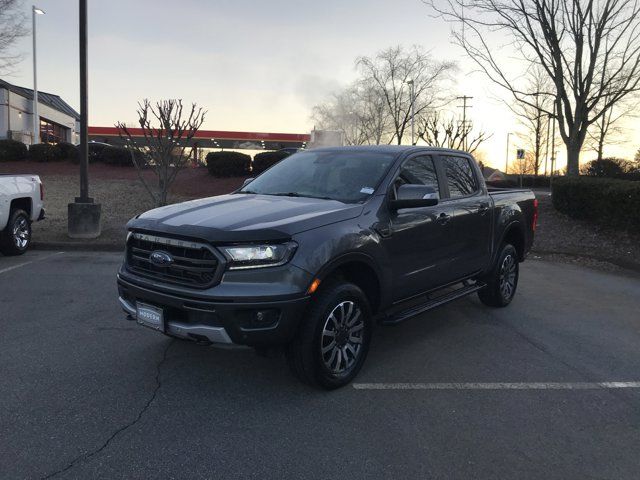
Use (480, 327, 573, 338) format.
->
(88, 126, 310, 142)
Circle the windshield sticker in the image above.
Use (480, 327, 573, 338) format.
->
(360, 187, 374, 195)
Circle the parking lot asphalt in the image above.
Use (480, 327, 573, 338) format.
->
(1, 251, 640, 479)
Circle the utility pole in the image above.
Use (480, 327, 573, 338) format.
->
(550, 101, 556, 188)
(68, 0, 101, 239)
(407, 80, 415, 145)
(456, 95, 473, 151)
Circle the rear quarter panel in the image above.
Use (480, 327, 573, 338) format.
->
(488, 189, 536, 262)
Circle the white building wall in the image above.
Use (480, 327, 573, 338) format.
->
(0, 87, 78, 144)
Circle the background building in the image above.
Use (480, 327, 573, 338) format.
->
(0, 79, 80, 145)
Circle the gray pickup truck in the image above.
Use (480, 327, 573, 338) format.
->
(117, 146, 537, 388)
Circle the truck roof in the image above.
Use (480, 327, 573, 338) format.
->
(307, 145, 473, 157)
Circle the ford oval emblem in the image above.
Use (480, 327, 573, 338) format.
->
(150, 250, 174, 267)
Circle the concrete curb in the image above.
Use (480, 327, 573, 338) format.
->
(532, 248, 640, 274)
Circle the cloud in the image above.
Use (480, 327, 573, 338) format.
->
(293, 75, 343, 108)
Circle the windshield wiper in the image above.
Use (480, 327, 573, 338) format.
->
(236, 190, 257, 194)
(271, 192, 303, 197)
(270, 192, 335, 201)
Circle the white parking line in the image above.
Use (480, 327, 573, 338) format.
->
(353, 382, 640, 390)
(0, 251, 64, 275)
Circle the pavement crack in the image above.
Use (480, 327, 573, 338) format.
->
(40, 339, 174, 480)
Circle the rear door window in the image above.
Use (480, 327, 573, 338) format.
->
(442, 156, 478, 198)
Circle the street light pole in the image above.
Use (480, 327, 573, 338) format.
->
(68, 0, 101, 239)
(78, 0, 89, 202)
(407, 80, 415, 145)
(505, 132, 511, 174)
(544, 112, 551, 176)
(32, 6, 45, 144)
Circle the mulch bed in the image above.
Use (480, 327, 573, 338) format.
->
(1, 161, 244, 246)
(0, 161, 244, 199)
(533, 189, 640, 272)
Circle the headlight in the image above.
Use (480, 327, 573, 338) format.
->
(219, 242, 297, 270)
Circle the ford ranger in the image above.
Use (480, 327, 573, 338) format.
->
(117, 146, 537, 388)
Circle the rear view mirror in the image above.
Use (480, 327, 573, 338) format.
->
(390, 184, 439, 210)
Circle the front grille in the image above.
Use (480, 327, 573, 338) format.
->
(126, 233, 223, 288)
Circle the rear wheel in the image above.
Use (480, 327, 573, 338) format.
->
(477, 243, 519, 307)
(286, 280, 372, 389)
(0, 209, 31, 256)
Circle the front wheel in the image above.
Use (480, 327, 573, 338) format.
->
(0, 209, 32, 256)
(286, 280, 372, 389)
(477, 243, 519, 307)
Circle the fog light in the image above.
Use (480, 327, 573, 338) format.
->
(237, 309, 281, 330)
(252, 309, 280, 328)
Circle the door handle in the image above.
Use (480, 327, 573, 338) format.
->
(478, 203, 490, 215)
(437, 213, 451, 225)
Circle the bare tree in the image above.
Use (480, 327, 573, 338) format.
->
(417, 110, 491, 153)
(0, 0, 27, 73)
(431, 0, 640, 176)
(508, 68, 553, 176)
(356, 79, 392, 145)
(116, 99, 206, 207)
(510, 151, 536, 176)
(356, 45, 456, 145)
(586, 96, 635, 161)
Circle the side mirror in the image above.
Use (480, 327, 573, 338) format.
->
(241, 177, 254, 188)
(390, 184, 439, 210)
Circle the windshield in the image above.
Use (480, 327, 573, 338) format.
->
(238, 150, 395, 203)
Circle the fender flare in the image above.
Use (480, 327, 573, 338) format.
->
(314, 251, 383, 283)
(494, 220, 526, 263)
(311, 251, 389, 310)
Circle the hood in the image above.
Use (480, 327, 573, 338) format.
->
(128, 193, 363, 243)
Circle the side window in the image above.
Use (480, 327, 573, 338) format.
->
(396, 155, 440, 196)
(443, 156, 478, 198)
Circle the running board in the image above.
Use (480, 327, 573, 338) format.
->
(382, 282, 486, 325)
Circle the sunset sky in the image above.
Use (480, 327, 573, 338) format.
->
(5, 0, 639, 170)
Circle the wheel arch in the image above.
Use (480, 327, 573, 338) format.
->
(500, 222, 526, 261)
(10, 197, 33, 217)
(314, 253, 383, 314)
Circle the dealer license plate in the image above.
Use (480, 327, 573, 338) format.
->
(136, 302, 164, 331)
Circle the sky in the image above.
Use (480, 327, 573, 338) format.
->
(5, 0, 639, 170)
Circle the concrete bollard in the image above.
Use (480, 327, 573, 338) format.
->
(68, 201, 102, 239)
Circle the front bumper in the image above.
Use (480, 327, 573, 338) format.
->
(117, 274, 310, 347)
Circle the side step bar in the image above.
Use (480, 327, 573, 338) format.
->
(382, 281, 486, 325)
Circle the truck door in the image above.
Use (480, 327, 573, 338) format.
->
(439, 154, 492, 278)
(381, 154, 457, 301)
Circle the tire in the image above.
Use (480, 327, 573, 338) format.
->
(477, 243, 519, 307)
(0, 209, 32, 256)
(286, 280, 372, 389)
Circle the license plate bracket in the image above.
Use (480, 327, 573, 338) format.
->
(136, 302, 164, 331)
